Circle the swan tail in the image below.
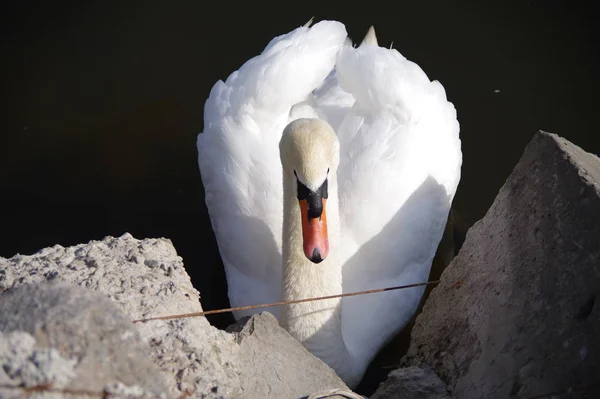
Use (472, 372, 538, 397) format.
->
(303, 16, 315, 27)
(359, 26, 378, 47)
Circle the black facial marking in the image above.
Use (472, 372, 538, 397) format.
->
(296, 174, 328, 220)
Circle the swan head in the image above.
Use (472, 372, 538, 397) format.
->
(280, 118, 340, 264)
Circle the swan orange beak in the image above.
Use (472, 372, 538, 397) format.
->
(299, 198, 329, 263)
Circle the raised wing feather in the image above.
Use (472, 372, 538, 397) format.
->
(197, 21, 347, 319)
(333, 44, 462, 361)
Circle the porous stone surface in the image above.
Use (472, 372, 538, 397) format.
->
(0, 233, 199, 321)
(228, 312, 349, 398)
(370, 367, 450, 399)
(403, 132, 600, 398)
(0, 233, 350, 398)
(0, 283, 169, 399)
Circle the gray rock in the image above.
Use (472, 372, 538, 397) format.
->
(0, 282, 169, 399)
(370, 367, 450, 399)
(1, 233, 350, 398)
(0, 234, 238, 397)
(0, 233, 199, 322)
(139, 310, 348, 398)
(403, 132, 600, 398)
(228, 312, 349, 398)
(0, 330, 77, 395)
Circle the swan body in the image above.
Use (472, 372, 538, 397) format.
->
(197, 20, 461, 387)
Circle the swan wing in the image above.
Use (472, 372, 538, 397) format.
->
(197, 21, 347, 319)
(309, 31, 389, 132)
(335, 43, 462, 360)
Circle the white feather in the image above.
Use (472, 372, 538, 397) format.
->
(197, 20, 462, 384)
(198, 21, 347, 318)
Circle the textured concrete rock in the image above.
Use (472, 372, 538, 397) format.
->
(1, 233, 350, 398)
(0, 331, 76, 395)
(403, 132, 600, 398)
(0, 234, 231, 397)
(0, 233, 199, 321)
(370, 367, 450, 399)
(227, 312, 349, 398)
(0, 283, 169, 399)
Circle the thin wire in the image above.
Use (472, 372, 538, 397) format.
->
(132, 280, 440, 323)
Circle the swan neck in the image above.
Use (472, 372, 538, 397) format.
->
(280, 174, 362, 386)
(281, 175, 342, 301)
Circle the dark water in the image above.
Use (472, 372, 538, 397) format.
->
(2, 1, 599, 394)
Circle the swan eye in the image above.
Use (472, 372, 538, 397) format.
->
(321, 178, 329, 199)
(297, 179, 311, 200)
(294, 170, 310, 199)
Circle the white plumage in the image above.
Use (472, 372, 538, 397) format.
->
(197, 20, 461, 387)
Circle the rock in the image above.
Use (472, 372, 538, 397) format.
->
(403, 132, 600, 398)
(227, 313, 349, 398)
(0, 331, 77, 394)
(0, 233, 350, 398)
(0, 233, 199, 321)
(0, 282, 169, 399)
(370, 367, 450, 399)
(141, 309, 348, 398)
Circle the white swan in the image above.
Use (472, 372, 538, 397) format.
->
(197, 20, 461, 387)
